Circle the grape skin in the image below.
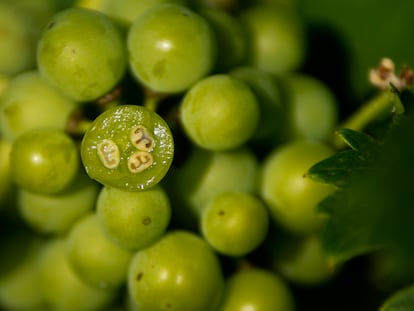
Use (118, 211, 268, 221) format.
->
(37, 7, 127, 102)
(260, 140, 337, 234)
(283, 73, 338, 142)
(180, 74, 260, 151)
(65, 213, 133, 289)
(128, 230, 224, 311)
(10, 128, 80, 195)
(0, 238, 46, 311)
(101, 0, 189, 25)
(239, 3, 306, 75)
(0, 70, 78, 142)
(217, 268, 296, 311)
(18, 173, 100, 234)
(37, 238, 117, 311)
(201, 191, 269, 257)
(164, 146, 259, 226)
(96, 184, 171, 251)
(127, 4, 217, 93)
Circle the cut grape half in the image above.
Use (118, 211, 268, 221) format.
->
(81, 105, 174, 191)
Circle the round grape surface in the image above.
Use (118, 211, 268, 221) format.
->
(260, 140, 337, 234)
(66, 213, 133, 289)
(239, 3, 306, 74)
(128, 230, 224, 311)
(37, 238, 116, 311)
(18, 173, 99, 235)
(201, 191, 269, 257)
(217, 268, 295, 311)
(10, 128, 80, 195)
(127, 4, 216, 93)
(180, 74, 260, 151)
(0, 70, 77, 142)
(81, 105, 174, 191)
(96, 185, 171, 250)
(37, 7, 126, 102)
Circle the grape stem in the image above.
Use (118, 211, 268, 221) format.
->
(333, 88, 404, 149)
(143, 87, 168, 112)
(66, 110, 93, 138)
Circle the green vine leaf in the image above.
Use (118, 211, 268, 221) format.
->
(306, 149, 369, 188)
(337, 128, 380, 155)
(311, 112, 414, 266)
(307, 129, 379, 188)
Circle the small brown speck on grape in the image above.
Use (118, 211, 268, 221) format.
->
(136, 272, 143, 281)
(47, 21, 55, 30)
(142, 217, 152, 225)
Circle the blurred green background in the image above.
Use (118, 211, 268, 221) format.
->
(298, 0, 414, 107)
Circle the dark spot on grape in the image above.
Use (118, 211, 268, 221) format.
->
(47, 21, 55, 30)
(136, 272, 143, 281)
(219, 210, 225, 216)
(153, 59, 166, 78)
(142, 217, 152, 225)
(166, 302, 172, 308)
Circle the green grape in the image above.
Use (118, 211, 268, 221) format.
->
(0, 234, 46, 311)
(12, 0, 67, 25)
(0, 70, 78, 142)
(10, 128, 80, 195)
(217, 268, 295, 311)
(239, 3, 306, 74)
(230, 66, 287, 148)
(201, 191, 269, 257)
(0, 0, 67, 75)
(81, 104, 174, 191)
(0, 3, 37, 75)
(37, 7, 127, 102)
(128, 230, 224, 311)
(127, 4, 216, 93)
(37, 238, 116, 311)
(164, 146, 259, 226)
(271, 234, 337, 286)
(282, 73, 338, 142)
(96, 184, 171, 250)
(260, 140, 337, 234)
(101, 0, 189, 25)
(0, 139, 13, 207)
(0, 74, 10, 96)
(75, 0, 105, 9)
(18, 172, 100, 234)
(198, 8, 247, 71)
(66, 213, 133, 289)
(180, 74, 260, 150)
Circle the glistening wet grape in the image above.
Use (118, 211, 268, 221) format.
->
(81, 104, 174, 191)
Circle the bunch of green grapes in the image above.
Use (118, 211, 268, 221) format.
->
(0, 1, 345, 311)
